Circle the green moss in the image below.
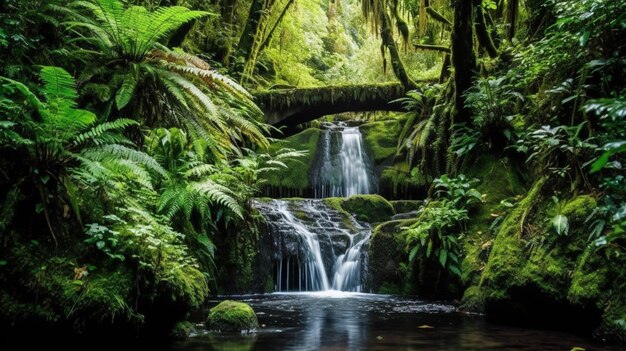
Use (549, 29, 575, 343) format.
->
(206, 300, 259, 332)
(170, 320, 195, 340)
(368, 219, 416, 294)
(519, 245, 569, 296)
(379, 161, 426, 198)
(390, 200, 425, 214)
(360, 120, 402, 163)
(263, 128, 321, 190)
(340, 194, 395, 223)
(465, 155, 526, 239)
(162, 263, 209, 309)
(479, 178, 546, 293)
(568, 248, 608, 304)
(561, 195, 597, 224)
(461, 286, 486, 312)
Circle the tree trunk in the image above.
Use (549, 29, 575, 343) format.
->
(259, 0, 295, 52)
(381, 10, 417, 90)
(506, 0, 518, 40)
(475, 6, 498, 57)
(451, 0, 476, 123)
(236, 0, 265, 66)
(439, 53, 451, 83)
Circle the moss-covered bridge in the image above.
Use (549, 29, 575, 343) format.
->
(253, 83, 428, 129)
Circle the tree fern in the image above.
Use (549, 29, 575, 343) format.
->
(59, 0, 271, 159)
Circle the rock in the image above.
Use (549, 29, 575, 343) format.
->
(340, 194, 395, 223)
(206, 300, 259, 333)
(391, 210, 420, 220)
(390, 200, 425, 214)
(170, 320, 195, 340)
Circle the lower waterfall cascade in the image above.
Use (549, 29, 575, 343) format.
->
(253, 198, 371, 292)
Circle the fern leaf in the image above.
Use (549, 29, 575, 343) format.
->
(115, 70, 138, 110)
(83, 144, 168, 178)
(40, 66, 79, 108)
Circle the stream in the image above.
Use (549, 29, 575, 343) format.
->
(173, 122, 619, 351)
(172, 292, 616, 351)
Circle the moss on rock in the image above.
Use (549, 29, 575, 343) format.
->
(479, 178, 546, 294)
(390, 200, 425, 214)
(170, 320, 195, 340)
(368, 219, 416, 293)
(206, 300, 259, 332)
(562, 195, 597, 225)
(263, 128, 321, 191)
(360, 120, 401, 164)
(340, 194, 395, 223)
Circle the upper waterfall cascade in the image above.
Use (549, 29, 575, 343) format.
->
(311, 122, 375, 198)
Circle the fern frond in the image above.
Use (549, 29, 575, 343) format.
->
(158, 69, 217, 116)
(73, 118, 138, 146)
(40, 66, 79, 108)
(115, 69, 138, 110)
(184, 164, 218, 179)
(191, 180, 242, 218)
(82, 144, 168, 178)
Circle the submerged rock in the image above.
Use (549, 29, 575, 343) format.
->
(206, 300, 259, 333)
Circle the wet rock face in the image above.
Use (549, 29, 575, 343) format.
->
(253, 199, 371, 292)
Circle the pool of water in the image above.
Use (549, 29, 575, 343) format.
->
(172, 292, 619, 351)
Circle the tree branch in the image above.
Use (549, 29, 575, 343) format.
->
(413, 43, 451, 53)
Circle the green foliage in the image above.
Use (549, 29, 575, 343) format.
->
(394, 85, 441, 164)
(62, 0, 210, 62)
(404, 200, 466, 277)
(433, 174, 483, 208)
(58, 0, 269, 159)
(510, 123, 596, 185)
(403, 174, 483, 278)
(456, 76, 523, 156)
(0, 66, 150, 241)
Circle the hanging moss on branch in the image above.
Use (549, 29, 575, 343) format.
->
(426, 7, 452, 26)
(412, 44, 451, 53)
(255, 83, 409, 111)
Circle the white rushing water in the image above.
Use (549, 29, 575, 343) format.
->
(312, 123, 374, 198)
(339, 127, 371, 197)
(254, 199, 371, 292)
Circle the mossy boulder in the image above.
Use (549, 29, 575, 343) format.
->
(340, 194, 395, 223)
(360, 120, 401, 164)
(206, 300, 259, 332)
(170, 320, 195, 340)
(561, 195, 597, 225)
(262, 128, 321, 193)
(368, 219, 416, 293)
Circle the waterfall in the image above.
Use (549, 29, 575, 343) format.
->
(311, 122, 374, 198)
(254, 199, 370, 292)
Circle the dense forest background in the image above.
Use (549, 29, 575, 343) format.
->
(0, 0, 624, 344)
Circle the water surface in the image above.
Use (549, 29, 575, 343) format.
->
(173, 292, 618, 351)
